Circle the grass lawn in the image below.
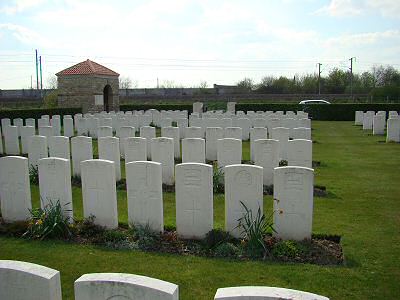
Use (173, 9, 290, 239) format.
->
(1, 121, 400, 299)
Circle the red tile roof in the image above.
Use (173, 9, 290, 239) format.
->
(56, 59, 119, 76)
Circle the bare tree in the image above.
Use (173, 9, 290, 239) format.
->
(119, 76, 138, 89)
(46, 75, 58, 89)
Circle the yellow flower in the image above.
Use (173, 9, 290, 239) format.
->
(36, 219, 43, 225)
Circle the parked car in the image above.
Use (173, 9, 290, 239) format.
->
(299, 99, 331, 104)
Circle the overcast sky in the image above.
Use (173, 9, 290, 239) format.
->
(1, 0, 399, 89)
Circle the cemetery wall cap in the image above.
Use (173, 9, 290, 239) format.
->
(56, 59, 119, 76)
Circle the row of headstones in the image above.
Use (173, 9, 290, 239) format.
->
(0, 109, 310, 141)
(0, 260, 329, 300)
(25, 133, 312, 186)
(354, 110, 400, 142)
(0, 156, 314, 242)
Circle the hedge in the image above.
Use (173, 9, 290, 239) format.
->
(235, 103, 400, 121)
(120, 103, 193, 113)
(0, 107, 82, 122)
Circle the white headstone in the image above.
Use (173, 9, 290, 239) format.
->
(162, 126, 181, 159)
(48, 136, 70, 159)
(63, 117, 74, 137)
(225, 164, 263, 238)
(4, 125, 20, 155)
(236, 118, 251, 140)
(74, 273, 179, 300)
(126, 161, 163, 232)
(39, 125, 53, 139)
(25, 118, 35, 128)
(151, 137, 174, 185)
(51, 116, 61, 136)
(13, 118, 24, 136)
(214, 286, 329, 300)
(206, 127, 224, 161)
(0, 127, 3, 154)
(98, 137, 121, 181)
(20, 126, 35, 154)
(287, 139, 312, 169)
(98, 126, 113, 138)
(71, 136, 93, 176)
(217, 138, 242, 168)
(227, 102, 236, 113)
(177, 118, 188, 139)
(387, 118, 400, 142)
(181, 138, 205, 163)
(0, 260, 62, 300)
(175, 163, 213, 239)
(38, 157, 73, 220)
(81, 159, 118, 229)
(124, 137, 147, 163)
(273, 166, 314, 241)
(254, 139, 279, 186)
(140, 126, 156, 159)
(355, 111, 363, 125)
(271, 127, 289, 161)
(185, 126, 203, 139)
(193, 102, 203, 115)
(119, 126, 135, 158)
(28, 135, 48, 168)
(292, 127, 311, 140)
(1, 118, 11, 130)
(362, 111, 374, 130)
(373, 114, 386, 135)
(76, 118, 87, 136)
(0, 156, 32, 222)
(224, 127, 242, 140)
(250, 127, 268, 161)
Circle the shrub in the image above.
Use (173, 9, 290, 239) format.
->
(132, 224, 160, 251)
(271, 240, 309, 259)
(203, 229, 233, 250)
(23, 200, 72, 240)
(43, 90, 58, 108)
(73, 215, 105, 239)
(237, 201, 275, 258)
(29, 165, 39, 185)
(214, 242, 239, 257)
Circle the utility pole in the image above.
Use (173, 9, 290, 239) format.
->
(30, 75, 32, 89)
(157, 77, 159, 89)
(349, 57, 356, 99)
(35, 49, 39, 90)
(39, 56, 43, 90)
(317, 63, 322, 95)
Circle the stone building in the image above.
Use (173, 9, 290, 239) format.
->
(56, 59, 119, 113)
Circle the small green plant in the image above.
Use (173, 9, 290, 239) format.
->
(23, 200, 72, 240)
(271, 240, 308, 259)
(213, 163, 224, 193)
(203, 229, 232, 250)
(214, 242, 239, 257)
(279, 160, 288, 167)
(132, 224, 160, 251)
(236, 201, 275, 258)
(29, 165, 39, 185)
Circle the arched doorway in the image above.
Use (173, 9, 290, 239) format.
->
(103, 85, 112, 112)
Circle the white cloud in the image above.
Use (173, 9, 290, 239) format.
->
(366, 0, 400, 18)
(314, 0, 400, 18)
(0, 23, 50, 46)
(314, 0, 364, 17)
(0, 0, 45, 14)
